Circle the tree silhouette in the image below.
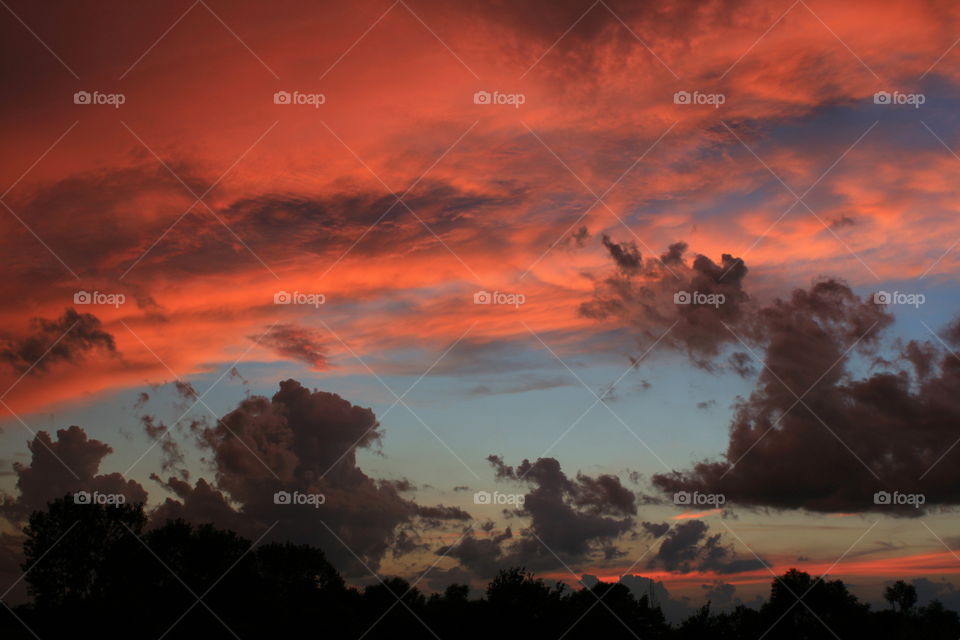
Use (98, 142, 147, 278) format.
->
(21, 496, 146, 610)
(761, 568, 871, 639)
(3, 500, 960, 640)
(884, 580, 918, 612)
(566, 580, 669, 639)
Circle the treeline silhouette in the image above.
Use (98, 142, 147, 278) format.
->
(1, 498, 958, 639)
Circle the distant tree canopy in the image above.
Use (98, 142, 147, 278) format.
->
(1, 497, 958, 639)
(884, 580, 918, 612)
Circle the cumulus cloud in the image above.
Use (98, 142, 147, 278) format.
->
(149, 379, 468, 575)
(1, 379, 478, 579)
(0, 426, 147, 524)
(583, 241, 960, 516)
(650, 520, 765, 574)
(437, 527, 514, 578)
(648, 279, 960, 515)
(437, 456, 637, 576)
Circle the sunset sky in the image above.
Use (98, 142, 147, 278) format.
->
(4, 0, 960, 614)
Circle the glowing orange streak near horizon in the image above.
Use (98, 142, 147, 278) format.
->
(536, 550, 960, 590)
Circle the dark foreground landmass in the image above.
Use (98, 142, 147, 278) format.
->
(1, 499, 956, 639)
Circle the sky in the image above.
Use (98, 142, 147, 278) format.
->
(3, 0, 960, 615)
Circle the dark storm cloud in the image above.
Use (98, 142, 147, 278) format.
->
(149, 475, 249, 534)
(2, 379, 483, 579)
(0, 426, 147, 524)
(572, 472, 637, 516)
(649, 280, 960, 516)
(257, 324, 329, 369)
(651, 520, 765, 574)
(0, 308, 117, 373)
(441, 456, 637, 573)
(151, 379, 467, 575)
(437, 527, 514, 578)
(582, 240, 960, 516)
(417, 504, 472, 521)
(580, 238, 751, 369)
